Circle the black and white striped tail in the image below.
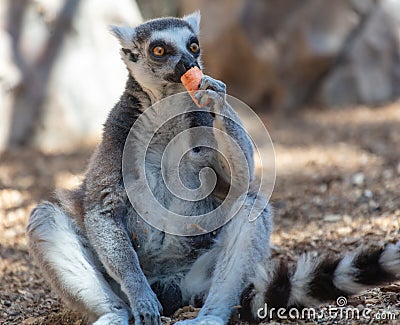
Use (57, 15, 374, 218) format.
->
(239, 241, 400, 322)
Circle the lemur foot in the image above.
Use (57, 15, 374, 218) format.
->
(174, 315, 224, 325)
(194, 76, 226, 114)
(93, 310, 130, 325)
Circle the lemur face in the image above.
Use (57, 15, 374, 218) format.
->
(111, 12, 201, 91)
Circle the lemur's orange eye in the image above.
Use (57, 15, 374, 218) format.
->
(190, 43, 200, 53)
(152, 46, 165, 56)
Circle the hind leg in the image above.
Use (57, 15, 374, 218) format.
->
(178, 195, 273, 325)
(26, 202, 130, 324)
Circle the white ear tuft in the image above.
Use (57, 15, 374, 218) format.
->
(109, 25, 136, 48)
(183, 11, 201, 34)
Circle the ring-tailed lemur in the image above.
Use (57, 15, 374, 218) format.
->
(26, 12, 400, 325)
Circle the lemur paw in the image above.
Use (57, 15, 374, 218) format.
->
(194, 76, 226, 114)
(174, 315, 224, 325)
(199, 76, 226, 94)
(131, 288, 163, 325)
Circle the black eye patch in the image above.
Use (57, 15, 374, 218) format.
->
(188, 36, 200, 46)
(149, 40, 176, 59)
(187, 36, 200, 57)
(121, 48, 138, 62)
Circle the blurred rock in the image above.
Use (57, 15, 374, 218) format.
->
(1, 0, 142, 152)
(323, 214, 342, 222)
(181, 0, 400, 110)
(317, 0, 400, 107)
(137, 0, 179, 19)
(351, 172, 365, 186)
(0, 3, 20, 151)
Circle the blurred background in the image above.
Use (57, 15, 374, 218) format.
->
(1, 1, 400, 324)
(1, 0, 400, 151)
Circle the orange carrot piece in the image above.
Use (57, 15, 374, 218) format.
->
(181, 66, 204, 107)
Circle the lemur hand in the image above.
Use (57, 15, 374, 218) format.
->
(194, 76, 226, 115)
(130, 282, 163, 325)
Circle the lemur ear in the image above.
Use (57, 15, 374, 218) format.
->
(183, 11, 201, 34)
(110, 25, 136, 48)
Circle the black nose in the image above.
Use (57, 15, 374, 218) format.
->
(165, 55, 199, 83)
(176, 55, 199, 78)
(182, 58, 197, 71)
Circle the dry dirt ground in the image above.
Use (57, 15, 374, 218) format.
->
(1, 104, 399, 324)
